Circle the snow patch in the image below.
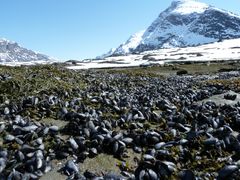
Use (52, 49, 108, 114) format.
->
(67, 38, 240, 70)
(172, 0, 209, 15)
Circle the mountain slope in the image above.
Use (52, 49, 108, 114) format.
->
(0, 38, 53, 62)
(107, 0, 240, 56)
(113, 30, 145, 56)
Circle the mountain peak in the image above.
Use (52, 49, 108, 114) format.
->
(170, 0, 209, 15)
(0, 37, 53, 62)
(104, 30, 145, 57)
(0, 38, 15, 44)
(103, 0, 240, 57)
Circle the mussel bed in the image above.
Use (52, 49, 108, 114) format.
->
(0, 64, 240, 179)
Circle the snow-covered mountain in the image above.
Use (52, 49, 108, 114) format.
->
(112, 30, 145, 56)
(106, 0, 240, 56)
(0, 38, 53, 62)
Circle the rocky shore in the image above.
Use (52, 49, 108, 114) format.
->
(1, 63, 240, 179)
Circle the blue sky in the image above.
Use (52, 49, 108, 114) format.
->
(1, 0, 240, 60)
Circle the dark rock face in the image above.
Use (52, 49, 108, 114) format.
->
(191, 10, 240, 39)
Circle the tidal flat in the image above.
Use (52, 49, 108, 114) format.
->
(1, 62, 240, 179)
